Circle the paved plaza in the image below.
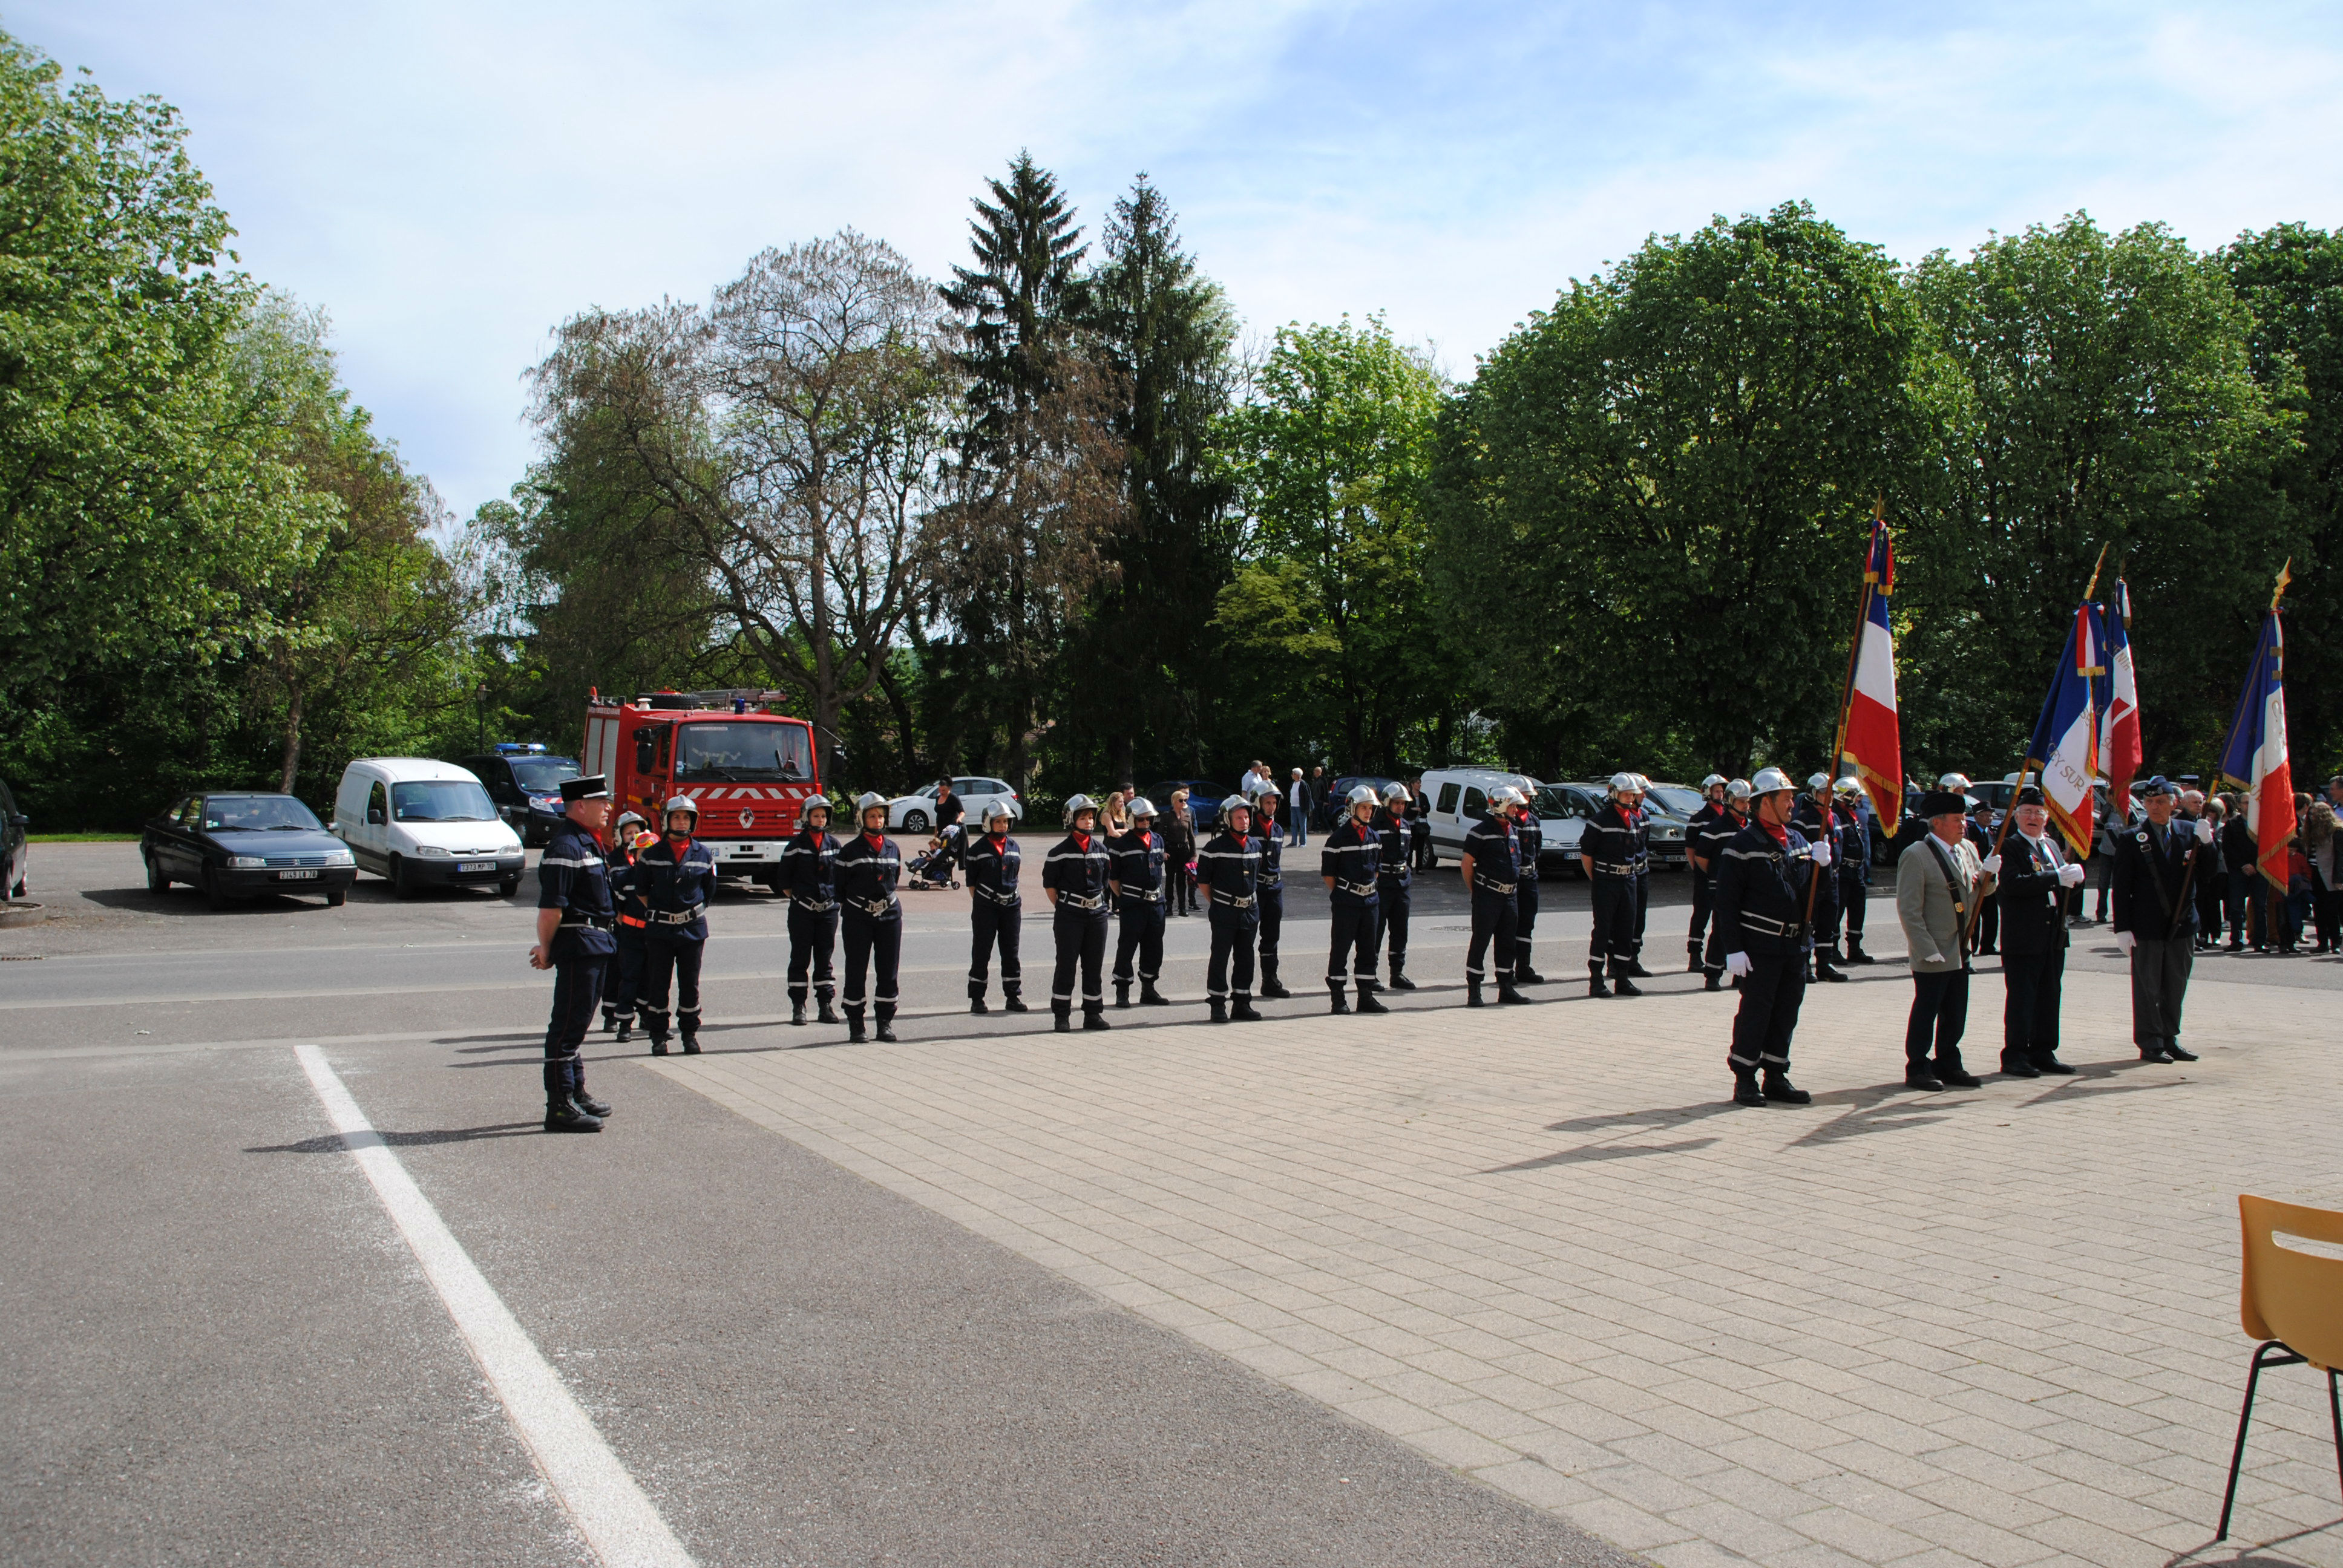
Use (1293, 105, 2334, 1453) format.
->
(667, 953, 2343, 1568)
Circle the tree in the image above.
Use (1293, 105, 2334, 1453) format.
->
(522, 231, 949, 784)
(1900, 215, 2297, 775)
(0, 30, 327, 724)
(1216, 315, 1447, 773)
(1429, 202, 1918, 777)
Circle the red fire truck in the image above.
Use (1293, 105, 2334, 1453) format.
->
(581, 690, 824, 887)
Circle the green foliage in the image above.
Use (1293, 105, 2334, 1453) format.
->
(1429, 203, 1917, 779)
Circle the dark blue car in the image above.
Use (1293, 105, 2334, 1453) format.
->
(142, 792, 358, 910)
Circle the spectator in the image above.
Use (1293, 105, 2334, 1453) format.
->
(1162, 790, 1197, 917)
(1102, 789, 1132, 838)
(1286, 768, 1311, 846)
(1310, 766, 1328, 828)
(2221, 792, 2258, 949)
(2196, 797, 2228, 950)
(2307, 799, 2339, 953)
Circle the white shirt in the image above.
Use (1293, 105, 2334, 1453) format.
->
(2019, 829, 2061, 869)
(1289, 779, 1308, 811)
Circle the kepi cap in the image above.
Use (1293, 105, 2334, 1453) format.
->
(560, 775, 611, 803)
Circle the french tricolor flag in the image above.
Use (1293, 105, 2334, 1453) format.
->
(2024, 606, 2103, 858)
(2217, 587, 2296, 892)
(1838, 516, 1902, 821)
(2100, 579, 2142, 819)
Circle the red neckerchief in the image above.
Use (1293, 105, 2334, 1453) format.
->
(667, 832, 690, 850)
(990, 829, 1008, 846)
(1139, 831, 1153, 848)
(1074, 831, 1091, 852)
(862, 831, 885, 851)
(1760, 818, 1789, 846)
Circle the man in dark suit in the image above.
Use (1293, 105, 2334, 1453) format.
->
(1994, 786, 2085, 1077)
(2112, 776, 2202, 1063)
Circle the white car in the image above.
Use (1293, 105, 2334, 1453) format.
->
(886, 776, 1023, 834)
(1418, 766, 1592, 874)
(330, 757, 526, 898)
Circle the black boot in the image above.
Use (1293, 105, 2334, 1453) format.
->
(1357, 982, 1389, 1014)
(649, 1034, 670, 1057)
(1815, 960, 1849, 982)
(1515, 957, 1546, 984)
(545, 1096, 602, 1132)
(1329, 981, 1351, 1015)
(1258, 958, 1292, 999)
(1761, 1071, 1812, 1105)
(601, 1007, 618, 1033)
(615, 1016, 633, 1043)
(1230, 995, 1262, 1022)
(2164, 1043, 2199, 1062)
(971, 995, 989, 1015)
(1624, 957, 1653, 978)
(1114, 981, 1132, 1010)
(817, 998, 841, 1025)
(1004, 991, 1029, 1013)
(1687, 942, 1704, 974)
(680, 1029, 701, 1056)
(1139, 981, 1170, 1006)
(1054, 1006, 1072, 1034)
(1497, 981, 1532, 1005)
(790, 999, 807, 1027)
(1588, 962, 1611, 999)
(1208, 999, 1229, 1024)
(571, 1080, 611, 1118)
(1704, 970, 1722, 991)
(1610, 961, 1642, 998)
(1999, 1054, 2041, 1079)
(1846, 936, 1876, 965)
(1732, 1070, 1764, 1107)
(876, 1010, 897, 1043)
(1083, 1007, 1111, 1031)
(1466, 982, 1484, 1008)
(847, 1010, 868, 1043)
(1387, 959, 1417, 991)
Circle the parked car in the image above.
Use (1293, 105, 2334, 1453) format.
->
(330, 758, 525, 898)
(1418, 766, 1540, 864)
(886, 776, 1023, 834)
(142, 791, 357, 909)
(456, 746, 581, 846)
(0, 774, 28, 900)
(1631, 782, 1697, 868)
(1309, 775, 1400, 832)
(1142, 780, 1230, 832)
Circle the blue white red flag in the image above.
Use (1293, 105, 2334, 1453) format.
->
(2099, 579, 2142, 820)
(2024, 604, 2102, 858)
(2216, 596, 2295, 892)
(1837, 517, 1901, 821)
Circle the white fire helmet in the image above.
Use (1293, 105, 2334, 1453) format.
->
(1751, 767, 1797, 796)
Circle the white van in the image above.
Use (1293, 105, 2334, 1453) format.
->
(331, 758, 526, 898)
(1419, 768, 1591, 874)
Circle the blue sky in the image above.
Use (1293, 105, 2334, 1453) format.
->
(16, 2, 2342, 519)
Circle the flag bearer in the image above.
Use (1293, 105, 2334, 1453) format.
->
(1581, 773, 1649, 996)
(529, 775, 618, 1133)
(835, 792, 904, 1042)
(779, 797, 842, 1027)
(1199, 795, 1264, 1024)
(2112, 776, 2202, 1064)
(1994, 785, 2082, 1077)
(1714, 768, 1824, 1107)
(1321, 784, 1386, 1014)
(965, 800, 1027, 1014)
(1108, 797, 1169, 1008)
(1461, 786, 1529, 1007)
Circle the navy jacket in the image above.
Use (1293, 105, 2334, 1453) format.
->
(1687, 803, 1734, 882)
(1106, 828, 1163, 899)
(965, 830, 1023, 907)
(834, 832, 902, 920)
(537, 821, 617, 958)
(1198, 829, 1261, 916)
(2112, 818, 2200, 937)
(1464, 812, 1520, 896)
(1043, 831, 1112, 910)
(779, 827, 839, 907)
(1713, 821, 1823, 958)
(1581, 804, 1647, 880)
(1320, 818, 1381, 907)
(1374, 807, 1412, 889)
(1250, 823, 1285, 892)
(622, 834, 718, 941)
(1996, 830, 2073, 955)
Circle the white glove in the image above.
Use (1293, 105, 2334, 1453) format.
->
(1981, 853, 2002, 877)
(1809, 838, 1833, 868)
(1725, 952, 1752, 978)
(2115, 930, 2137, 954)
(2058, 862, 2086, 887)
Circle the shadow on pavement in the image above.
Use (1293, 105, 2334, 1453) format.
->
(245, 1123, 543, 1154)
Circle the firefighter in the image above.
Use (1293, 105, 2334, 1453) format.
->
(1715, 766, 1827, 1107)
(834, 792, 903, 1042)
(965, 799, 1026, 1014)
(1833, 776, 1876, 964)
(1791, 774, 1849, 983)
(1375, 782, 1417, 990)
(528, 775, 618, 1133)
(1322, 783, 1386, 1015)
(779, 796, 841, 1027)
(1109, 797, 1170, 1008)
(1250, 786, 1293, 999)
(601, 809, 654, 1040)
(1699, 780, 1752, 989)
(1199, 794, 1263, 1024)
(1685, 775, 1731, 973)
(1581, 773, 1649, 997)
(1461, 785, 1528, 1007)
(1512, 783, 1547, 984)
(1044, 794, 1113, 1033)
(1628, 773, 1656, 971)
(629, 795, 717, 1055)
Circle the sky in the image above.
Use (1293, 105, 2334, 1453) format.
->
(16, 2, 2343, 521)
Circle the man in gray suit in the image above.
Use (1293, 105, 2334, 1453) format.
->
(1896, 789, 1996, 1090)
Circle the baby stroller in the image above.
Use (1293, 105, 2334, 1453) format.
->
(907, 823, 962, 890)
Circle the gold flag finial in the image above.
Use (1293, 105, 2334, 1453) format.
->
(2272, 558, 2292, 612)
(2083, 541, 2110, 601)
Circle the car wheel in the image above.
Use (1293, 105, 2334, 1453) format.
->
(202, 869, 229, 911)
(498, 875, 520, 898)
(901, 809, 928, 834)
(389, 855, 416, 900)
(146, 852, 169, 893)
(326, 886, 347, 907)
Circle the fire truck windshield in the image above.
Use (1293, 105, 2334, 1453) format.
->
(673, 722, 813, 783)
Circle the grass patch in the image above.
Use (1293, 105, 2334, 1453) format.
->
(28, 832, 139, 843)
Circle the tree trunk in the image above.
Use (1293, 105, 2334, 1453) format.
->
(1109, 733, 1135, 791)
(278, 680, 305, 795)
(876, 660, 922, 783)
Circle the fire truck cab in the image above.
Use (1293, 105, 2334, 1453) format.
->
(582, 690, 822, 888)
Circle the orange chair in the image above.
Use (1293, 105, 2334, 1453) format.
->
(2218, 1195, 2343, 1538)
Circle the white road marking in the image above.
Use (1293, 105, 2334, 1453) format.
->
(293, 1044, 695, 1568)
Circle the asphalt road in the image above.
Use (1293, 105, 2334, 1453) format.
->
(3, 841, 1666, 1567)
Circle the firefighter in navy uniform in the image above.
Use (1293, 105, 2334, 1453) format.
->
(628, 795, 718, 1056)
(1581, 773, 1650, 997)
(1512, 785, 1548, 984)
(779, 797, 841, 1027)
(1044, 794, 1113, 1033)
(1791, 774, 1849, 983)
(965, 800, 1027, 1014)
(834, 792, 904, 1042)
(1461, 786, 1529, 1007)
(1374, 783, 1417, 991)
(601, 809, 653, 1040)
(1108, 797, 1170, 1008)
(1249, 789, 1293, 999)
(529, 775, 619, 1133)
(1832, 777, 1877, 964)
(1699, 780, 1753, 990)
(1321, 785, 1386, 1015)
(1685, 776, 1731, 973)
(1714, 767, 1828, 1107)
(1199, 795, 1263, 1024)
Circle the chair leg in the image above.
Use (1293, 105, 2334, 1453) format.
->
(2330, 1369, 2343, 1508)
(2220, 1341, 2305, 1540)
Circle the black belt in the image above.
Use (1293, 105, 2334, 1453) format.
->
(1473, 879, 1517, 895)
(846, 895, 897, 918)
(1211, 892, 1256, 909)
(1119, 887, 1164, 903)
(1334, 878, 1378, 898)
(1057, 890, 1106, 912)
(560, 915, 615, 929)
(1591, 861, 1642, 877)
(791, 897, 837, 913)
(973, 884, 1021, 906)
(647, 905, 703, 926)
(1740, 912, 1806, 938)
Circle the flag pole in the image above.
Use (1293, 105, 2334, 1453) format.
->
(1957, 542, 2111, 952)
(1804, 498, 1882, 936)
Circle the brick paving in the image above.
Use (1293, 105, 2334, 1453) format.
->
(653, 948, 2343, 1568)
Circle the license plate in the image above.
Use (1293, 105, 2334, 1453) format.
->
(460, 861, 496, 873)
(277, 869, 320, 880)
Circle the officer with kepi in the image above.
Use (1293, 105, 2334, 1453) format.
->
(529, 774, 620, 1132)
